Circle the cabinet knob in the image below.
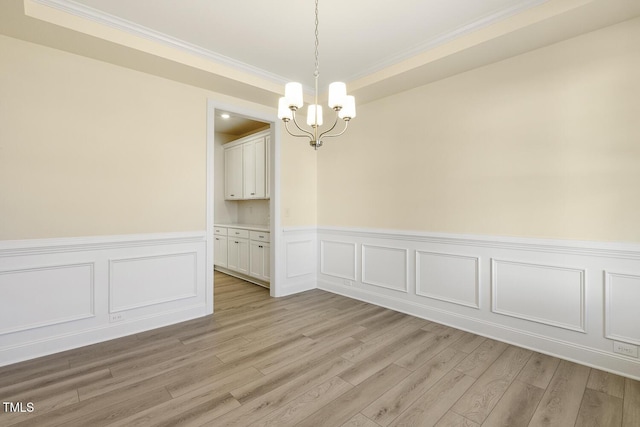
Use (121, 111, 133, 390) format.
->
(251, 192, 255, 195)
(230, 194, 235, 197)
(259, 235, 264, 238)
(258, 245, 263, 248)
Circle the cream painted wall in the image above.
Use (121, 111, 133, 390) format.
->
(280, 132, 317, 227)
(318, 17, 640, 243)
(0, 35, 287, 240)
(0, 35, 204, 239)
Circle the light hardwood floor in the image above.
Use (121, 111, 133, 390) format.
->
(1, 271, 639, 426)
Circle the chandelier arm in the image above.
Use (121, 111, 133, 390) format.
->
(284, 120, 313, 140)
(319, 119, 350, 140)
(289, 110, 314, 140)
(316, 113, 339, 140)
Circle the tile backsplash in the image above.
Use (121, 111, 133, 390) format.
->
(237, 199, 270, 225)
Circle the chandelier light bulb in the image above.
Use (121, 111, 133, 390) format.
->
(328, 82, 347, 109)
(338, 95, 356, 120)
(278, 97, 293, 121)
(285, 82, 304, 109)
(307, 104, 323, 127)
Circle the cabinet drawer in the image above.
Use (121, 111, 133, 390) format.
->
(250, 231, 270, 242)
(214, 227, 227, 236)
(228, 228, 249, 238)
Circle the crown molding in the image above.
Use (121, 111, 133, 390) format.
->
(346, 0, 550, 82)
(30, 0, 290, 87)
(30, 0, 552, 93)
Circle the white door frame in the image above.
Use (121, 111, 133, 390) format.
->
(206, 99, 282, 314)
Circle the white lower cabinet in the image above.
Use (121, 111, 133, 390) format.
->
(214, 235, 228, 268)
(227, 237, 249, 275)
(214, 226, 270, 285)
(250, 241, 270, 282)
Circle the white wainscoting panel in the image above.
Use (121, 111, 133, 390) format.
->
(316, 226, 640, 380)
(320, 240, 357, 281)
(109, 252, 197, 313)
(491, 259, 586, 332)
(0, 263, 94, 335)
(279, 228, 317, 297)
(605, 271, 640, 345)
(362, 245, 408, 292)
(286, 240, 315, 279)
(416, 251, 479, 309)
(0, 232, 207, 367)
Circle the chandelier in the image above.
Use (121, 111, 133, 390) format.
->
(277, 0, 356, 150)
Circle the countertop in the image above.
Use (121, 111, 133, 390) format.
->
(214, 223, 270, 232)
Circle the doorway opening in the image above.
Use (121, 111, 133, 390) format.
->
(206, 101, 280, 314)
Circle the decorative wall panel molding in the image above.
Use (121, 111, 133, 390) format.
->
(280, 228, 317, 297)
(605, 271, 640, 345)
(416, 251, 479, 308)
(109, 252, 198, 312)
(0, 263, 95, 335)
(316, 226, 640, 380)
(0, 232, 207, 367)
(491, 259, 586, 332)
(320, 240, 357, 281)
(285, 240, 315, 279)
(362, 244, 408, 292)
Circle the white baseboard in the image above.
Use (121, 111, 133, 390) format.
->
(0, 232, 208, 367)
(316, 226, 640, 380)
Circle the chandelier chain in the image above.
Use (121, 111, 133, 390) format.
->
(278, 0, 355, 150)
(314, 0, 319, 78)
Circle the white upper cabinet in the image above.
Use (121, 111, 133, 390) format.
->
(265, 135, 271, 199)
(224, 145, 243, 200)
(224, 130, 269, 200)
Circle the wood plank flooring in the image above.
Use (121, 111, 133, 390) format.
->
(1, 271, 639, 426)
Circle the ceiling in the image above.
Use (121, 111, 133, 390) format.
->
(63, 0, 550, 88)
(214, 112, 269, 137)
(2, 0, 640, 107)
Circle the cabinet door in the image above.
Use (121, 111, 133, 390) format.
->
(214, 235, 227, 268)
(262, 242, 270, 281)
(237, 238, 249, 274)
(250, 241, 270, 281)
(265, 135, 270, 199)
(242, 142, 256, 198)
(228, 238, 249, 274)
(254, 137, 266, 199)
(243, 138, 266, 199)
(224, 145, 243, 199)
